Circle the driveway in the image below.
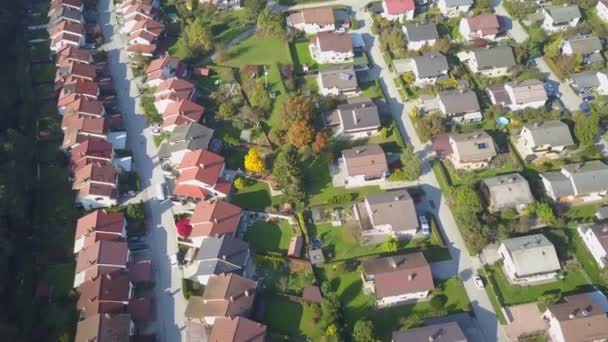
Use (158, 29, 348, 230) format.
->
(97, 1, 188, 341)
(493, 0, 529, 44)
(504, 303, 548, 341)
(535, 57, 582, 113)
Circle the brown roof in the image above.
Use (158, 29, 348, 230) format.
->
(56, 45, 92, 65)
(186, 274, 256, 318)
(75, 210, 124, 243)
(392, 321, 467, 342)
(302, 285, 323, 304)
(126, 43, 157, 55)
(342, 144, 388, 179)
(128, 259, 153, 283)
(163, 99, 205, 127)
(50, 20, 84, 37)
(547, 293, 608, 342)
(70, 139, 113, 172)
(78, 182, 118, 199)
(316, 31, 353, 53)
(73, 163, 117, 189)
(130, 18, 165, 36)
(128, 297, 155, 322)
(75, 313, 131, 342)
(448, 131, 497, 162)
(77, 270, 130, 318)
(64, 97, 105, 116)
(362, 252, 434, 298)
(465, 14, 500, 35)
(289, 7, 335, 26)
(76, 240, 128, 275)
(146, 55, 178, 74)
(62, 113, 106, 134)
(209, 317, 266, 342)
(155, 78, 195, 101)
(189, 200, 242, 237)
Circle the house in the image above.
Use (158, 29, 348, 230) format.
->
(518, 120, 574, 159)
(287, 236, 303, 258)
(120, 2, 157, 35)
(498, 234, 561, 284)
(72, 163, 118, 209)
(597, 0, 608, 23)
(286, 7, 335, 34)
(69, 139, 114, 173)
(355, 190, 419, 240)
(410, 52, 449, 85)
(361, 253, 434, 307)
(183, 235, 249, 285)
(542, 5, 581, 32)
(480, 173, 535, 213)
(154, 78, 195, 113)
(74, 313, 133, 342)
(340, 144, 389, 186)
(209, 317, 266, 342)
(578, 221, 608, 268)
(158, 123, 214, 167)
(543, 292, 608, 342)
(74, 210, 126, 254)
(184, 274, 256, 326)
(49, 7, 83, 26)
(541, 161, 608, 203)
(310, 31, 354, 64)
(49, 20, 85, 52)
(437, 0, 474, 17)
(172, 149, 231, 201)
(459, 46, 516, 77)
(437, 89, 482, 123)
(392, 322, 467, 342)
(74, 240, 129, 287)
(597, 206, 608, 220)
(63, 97, 105, 118)
(61, 114, 107, 149)
(188, 200, 243, 246)
(55, 45, 93, 65)
(562, 36, 604, 64)
(331, 97, 381, 138)
(402, 23, 439, 51)
(55, 61, 97, 90)
(145, 55, 186, 87)
(126, 44, 156, 57)
(382, 0, 415, 21)
(487, 80, 548, 111)
(317, 67, 359, 96)
(161, 99, 205, 131)
(117, 0, 159, 14)
(459, 14, 501, 41)
(59, 79, 100, 101)
(77, 270, 131, 318)
(128, 18, 165, 45)
(49, 0, 83, 18)
(445, 131, 497, 169)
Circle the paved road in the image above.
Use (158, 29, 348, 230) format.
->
(97, 0, 187, 341)
(493, 0, 528, 43)
(535, 57, 582, 113)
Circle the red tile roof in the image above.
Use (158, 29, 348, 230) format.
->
(129, 297, 155, 322)
(78, 182, 118, 199)
(77, 270, 130, 318)
(128, 259, 153, 283)
(155, 78, 195, 100)
(383, 0, 415, 14)
(57, 60, 97, 80)
(64, 96, 104, 117)
(75, 210, 125, 242)
(363, 253, 434, 299)
(73, 163, 116, 189)
(209, 317, 266, 342)
(196, 274, 256, 317)
(130, 18, 165, 36)
(70, 139, 113, 172)
(60, 79, 99, 99)
(129, 30, 157, 44)
(75, 240, 128, 278)
(62, 113, 107, 134)
(74, 313, 131, 342)
(162, 99, 204, 127)
(50, 20, 84, 38)
(146, 55, 178, 74)
(173, 184, 210, 199)
(55, 45, 92, 65)
(126, 43, 157, 55)
(465, 14, 500, 36)
(190, 200, 242, 237)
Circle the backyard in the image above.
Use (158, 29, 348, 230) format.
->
(245, 219, 296, 255)
(263, 293, 326, 340)
(290, 38, 318, 73)
(231, 179, 281, 210)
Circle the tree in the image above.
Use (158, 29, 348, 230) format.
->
(184, 17, 214, 57)
(383, 236, 398, 253)
(312, 132, 328, 154)
(352, 320, 377, 342)
(402, 71, 415, 85)
(534, 201, 557, 225)
(218, 102, 236, 119)
(325, 324, 338, 336)
(432, 38, 450, 54)
(387, 28, 407, 57)
(244, 148, 266, 173)
(574, 111, 599, 146)
(248, 80, 272, 112)
(285, 120, 315, 148)
(543, 36, 562, 59)
(234, 177, 246, 190)
(281, 95, 314, 125)
(272, 147, 305, 206)
(416, 113, 444, 142)
(472, 0, 491, 14)
(500, 208, 518, 221)
(430, 294, 448, 310)
(257, 8, 285, 37)
(450, 185, 483, 215)
(244, 0, 266, 20)
(399, 144, 422, 180)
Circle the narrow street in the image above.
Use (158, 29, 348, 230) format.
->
(535, 57, 582, 113)
(97, 0, 187, 341)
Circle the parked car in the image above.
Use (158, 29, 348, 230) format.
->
(419, 216, 431, 236)
(580, 101, 591, 114)
(473, 275, 484, 289)
(583, 95, 595, 102)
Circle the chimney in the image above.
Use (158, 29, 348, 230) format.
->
(245, 290, 250, 297)
(213, 218, 218, 224)
(394, 195, 401, 201)
(408, 273, 416, 281)
(105, 273, 112, 280)
(569, 313, 575, 319)
(229, 296, 234, 302)
(222, 255, 226, 260)
(389, 258, 397, 268)
(355, 149, 361, 154)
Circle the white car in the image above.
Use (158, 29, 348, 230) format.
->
(473, 275, 484, 289)
(419, 216, 431, 236)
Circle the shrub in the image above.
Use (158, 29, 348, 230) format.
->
(234, 177, 246, 190)
(430, 294, 448, 310)
(328, 193, 355, 204)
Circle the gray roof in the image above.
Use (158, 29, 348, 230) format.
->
(444, 0, 474, 6)
(562, 161, 608, 195)
(337, 98, 381, 132)
(448, 131, 497, 162)
(50, 7, 83, 23)
(187, 236, 249, 279)
(393, 322, 467, 342)
(522, 120, 574, 148)
(597, 206, 608, 220)
(158, 123, 214, 158)
(564, 36, 603, 54)
(412, 52, 449, 78)
(481, 173, 535, 212)
(544, 5, 582, 24)
(501, 234, 561, 277)
(319, 67, 358, 91)
(487, 84, 511, 106)
(473, 46, 516, 70)
(362, 252, 428, 275)
(541, 171, 575, 198)
(403, 23, 439, 43)
(571, 71, 600, 89)
(438, 89, 480, 114)
(365, 190, 419, 232)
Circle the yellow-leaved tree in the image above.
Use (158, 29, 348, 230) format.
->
(244, 148, 266, 173)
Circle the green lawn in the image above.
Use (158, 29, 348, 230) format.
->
(566, 227, 608, 288)
(360, 80, 384, 99)
(43, 263, 75, 296)
(291, 39, 318, 73)
(214, 120, 242, 146)
(255, 254, 315, 295)
(484, 263, 591, 306)
(231, 179, 281, 210)
(302, 75, 319, 94)
(264, 294, 325, 340)
(245, 220, 295, 255)
(478, 268, 508, 324)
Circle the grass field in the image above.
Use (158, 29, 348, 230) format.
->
(245, 220, 295, 255)
(264, 294, 326, 340)
(231, 179, 281, 210)
(291, 39, 318, 73)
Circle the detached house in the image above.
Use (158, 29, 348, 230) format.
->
(382, 0, 415, 21)
(63, 97, 105, 117)
(402, 23, 439, 51)
(162, 99, 205, 131)
(597, 0, 608, 23)
(75, 313, 133, 342)
(518, 120, 574, 160)
(459, 14, 501, 41)
(437, 0, 473, 17)
(188, 200, 242, 246)
(172, 149, 231, 201)
(145, 55, 186, 87)
(77, 270, 132, 318)
(437, 89, 482, 123)
(393, 322, 467, 342)
(329, 97, 381, 138)
(480, 173, 535, 213)
(153, 78, 196, 113)
(341, 144, 389, 186)
(543, 292, 608, 342)
(209, 317, 266, 342)
(443, 131, 497, 169)
(286, 7, 335, 34)
(487, 79, 548, 111)
(309, 31, 354, 64)
(354, 190, 419, 240)
(459, 46, 516, 77)
(318, 67, 359, 96)
(59, 79, 100, 101)
(410, 52, 449, 85)
(562, 36, 604, 64)
(361, 253, 434, 307)
(72, 163, 118, 209)
(570, 70, 608, 95)
(498, 234, 561, 284)
(541, 161, 608, 203)
(74, 240, 129, 287)
(49, 20, 85, 52)
(120, 2, 156, 35)
(578, 221, 608, 268)
(49, 7, 83, 26)
(74, 210, 126, 254)
(542, 5, 581, 32)
(183, 235, 250, 285)
(128, 18, 165, 46)
(185, 274, 256, 326)
(158, 123, 214, 167)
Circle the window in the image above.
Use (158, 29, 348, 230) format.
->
(477, 143, 487, 150)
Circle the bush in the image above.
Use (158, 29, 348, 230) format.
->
(328, 193, 356, 204)
(234, 177, 246, 190)
(430, 294, 448, 310)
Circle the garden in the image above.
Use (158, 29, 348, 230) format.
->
(231, 178, 281, 210)
(263, 293, 326, 340)
(245, 219, 296, 255)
